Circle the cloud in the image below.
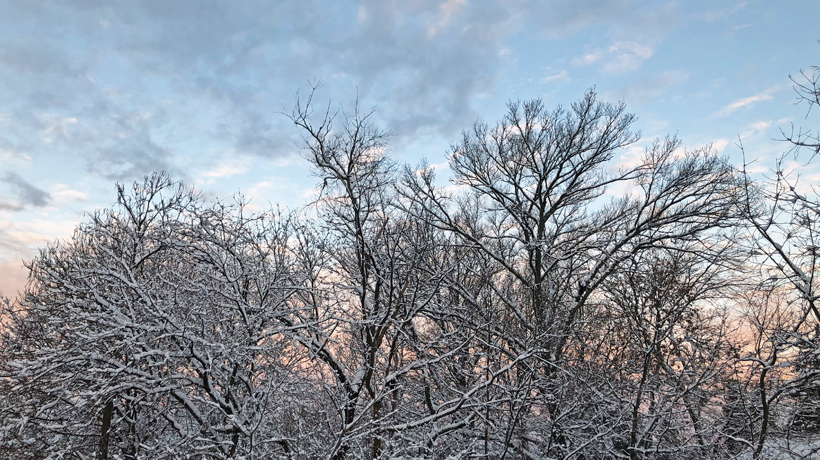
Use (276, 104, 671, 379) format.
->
(541, 70, 570, 84)
(427, 0, 467, 38)
(0, 217, 81, 297)
(573, 51, 604, 66)
(2, 172, 51, 209)
(705, 2, 747, 23)
(516, 0, 679, 39)
(0, 0, 687, 186)
(0, 0, 694, 297)
(202, 163, 248, 179)
(0, 258, 28, 298)
(711, 139, 730, 153)
(726, 23, 752, 36)
(0, 221, 41, 297)
(749, 121, 771, 131)
(572, 41, 654, 74)
(0, 224, 32, 258)
(714, 85, 782, 117)
(52, 185, 87, 202)
(341, 0, 516, 135)
(0, 136, 33, 165)
(739, 120, 773, 139)
(609, 70, 689, 106)
(200, 156, 253, 184)
(721, 94, 771, 114)
(0, 201, 23, 212)
(90, 114, 182, 181)
(0, 0, 532, 177)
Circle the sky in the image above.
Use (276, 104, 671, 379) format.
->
(1, 0, 819, 297)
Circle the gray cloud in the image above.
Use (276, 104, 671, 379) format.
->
(0, 201, 23, 212)
(0, 0, 509, 178)
(2, 172, 51, 209)
(0, 136, 31, 163)
(0, 0, 689, 298)
(0, 0, 676, 183)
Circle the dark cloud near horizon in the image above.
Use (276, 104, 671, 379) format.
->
(2, 172, 51, 210)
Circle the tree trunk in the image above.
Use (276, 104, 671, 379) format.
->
(97, 399, 114, 460)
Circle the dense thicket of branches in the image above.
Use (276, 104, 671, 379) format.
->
(1, 78, 819, 459)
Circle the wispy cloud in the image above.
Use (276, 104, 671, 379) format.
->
(705, 2, 747, 23)
(52, 185, 87, 203)
(519, 0, 679, 39)
(739, 120, 773, 139)
(199, 156, 254, 186)
(427, 0, 467, 38)
(0, 218, 81, 296)
(541, 70, 570, 84)
(0, 137, 32, 165)
(714, 85, 782, 117)
(711, 139, 730, 153)
(572, 41, 654, 74)
(749, 121, 771, 131)
(726, 23, 753, 36)
(0, 201, 22, 212)
(202, 163, 249, 179)
(573, 51, 603, 66)
(609, 70, 689, 106)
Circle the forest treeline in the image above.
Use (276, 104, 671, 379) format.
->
(0, 63, 819, 460)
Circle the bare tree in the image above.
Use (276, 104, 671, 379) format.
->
(733, 49, 820, 459)
(286, 91, 479, 459)
(594, 249, 738, 460)
(402, 90, 743, 459)
(782, 42, 820, 158)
